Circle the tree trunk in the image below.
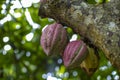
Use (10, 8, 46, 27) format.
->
(38, 0, 120, 70)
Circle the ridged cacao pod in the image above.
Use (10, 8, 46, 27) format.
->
(40, 23, 68, 56)
(63, 40, 88, 68)
(80, 47, 99, 76)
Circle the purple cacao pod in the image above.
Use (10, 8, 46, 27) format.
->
(41, 23, 68, 56)
(63, 40, 88, 68)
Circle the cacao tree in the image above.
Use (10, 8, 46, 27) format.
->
(0, 0, 120, 80)
(39, 0, 120, 70)
(39, 0, 120, 79)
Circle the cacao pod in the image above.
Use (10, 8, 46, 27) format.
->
(40, 23, 68, 56)
(80, 47, 99, 76)
(63, 40, 88, 68)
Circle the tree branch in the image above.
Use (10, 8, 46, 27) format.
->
(38, 0, 120, 70)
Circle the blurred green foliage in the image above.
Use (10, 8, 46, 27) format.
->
(0, 0, 119, 80)
(86, 0, 110, 4)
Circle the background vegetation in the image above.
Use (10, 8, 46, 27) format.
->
(0, 0, 119, 80)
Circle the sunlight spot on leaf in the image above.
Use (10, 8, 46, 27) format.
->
(60, 73, 64, 78)
(4, 44, 11, 51)
(21, 40, 25, 44)
(0, 14, 12, 25)
(26, 51, 31, 57)
(111, 71, 117, 76)
(107, 61, 112, 67)
(105, 0, 111, 3)
(70, 34, 78, 42)
(99, 66, 108, 71)
(13, 12, 22, 18)
(32, 23, 40, 29)
(72, 71, 78, 77)
(107, 75, 112, 80)
(30, 65, 36, 71)
(24, 61, 30, 66)
(3, 36, 9, 43)
(48, 18, 55, 22)
(42, 74, 47, 79)
(42, 25, 48, 32)
(47, 72, 53, 77)
(21, 67, 27, 73)
(114, 75, 119, 80)
(25, 32, 34, 41)
(25, 9, 33, 25)
(47, 76, 61, 80)
(57, 59, 62, 64)
(1, 9, 6, 15)
(6, 14, 12, 21)
(1, 4, 7, 15)
(63, 72, 69, 78)
(32, 0, 40, 3)
(9, 9, 14, 14)
(2, 50, 7, 55)
(25, 9, 40, 29)
(6, 0, 10, 4)
(21, 0, 32, 8)
(95, 0, 102, 3)
(11, 0, 22, 9)
(56, 66, 65, 78)
(97, 75, 101, 80)
(16, 24, 21, 29)
(55, 66, 59, 72)
(2, 4, 6, 9)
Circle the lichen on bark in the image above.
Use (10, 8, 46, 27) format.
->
(38, 0, 120, 70)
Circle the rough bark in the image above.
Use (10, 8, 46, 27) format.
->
(38, 0, 120, 70)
